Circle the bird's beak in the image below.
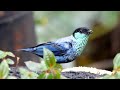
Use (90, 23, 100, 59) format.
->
(88, 30, 93, 34)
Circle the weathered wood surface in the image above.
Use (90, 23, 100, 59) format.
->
(0, 11, 39, 66)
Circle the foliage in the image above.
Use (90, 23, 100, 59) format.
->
(19, 67, 39, 79)
(2, 49, 120, 79)
(25, 48, 65, 79)
(99, 53, 120, 79)
(0, 50, 16, 79)
(0, 49, 66, 79)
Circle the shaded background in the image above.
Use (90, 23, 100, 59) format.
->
(0, 11, 120, 71)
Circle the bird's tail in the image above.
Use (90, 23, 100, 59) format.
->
(15, 47, 35, 52)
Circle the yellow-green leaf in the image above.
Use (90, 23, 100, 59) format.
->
(43, 48, 56, 68)
(47, 73, 54, 79)
(19, 67, 38, 79)
(6, 52, 15, 57)
(38, 72, 47, 79)
(0, 50, 7, 59)
(0, 60, 9, 79)
(6, 58, 14, 65)
(54, 64, 63, 72)
(54, 70, 61, 79)
(25, 61, 48, 72)
(113, 53, 120, 69)
(114, 71, 120, 79)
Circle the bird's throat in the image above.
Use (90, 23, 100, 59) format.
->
(73, 36, 89, 56)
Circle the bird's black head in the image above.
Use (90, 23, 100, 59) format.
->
(73, 27, 93, 37)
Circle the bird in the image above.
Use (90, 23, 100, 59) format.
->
(17, 27, 93, 63)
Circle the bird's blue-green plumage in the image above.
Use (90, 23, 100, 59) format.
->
(18, 27, 93, 63)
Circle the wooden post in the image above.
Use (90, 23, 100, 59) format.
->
(0, 11, 39, 66)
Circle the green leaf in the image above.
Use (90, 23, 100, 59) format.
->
(25, 61, 41, 72)
(38, 72, 54, 79)
(47, 73, 54, 79)
(54, 64, 63, 72)
(54, 70, 61, 79)
(25, 61, 48, 72)
(43, 48, 56, 68)
(6, 52, 15, 57)
(113, 53, 120, 69)
(19, 68, 29, 79)
(7, 76, 17, 79)
(28, 72, 39, 79)
(38, 72, 46, 79)
(0, 60, 9, 79)
(0, 50, 15, 59)
(19, 67, 38, 79)
(0, 50, 7, 59)
(6, 58, 14, 65)
(40, 60, 48, 71)
(114, 71, 120, 79)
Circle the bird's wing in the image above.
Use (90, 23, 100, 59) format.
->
(33, 41, 72, 57)
(19, 36, 73, 57)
